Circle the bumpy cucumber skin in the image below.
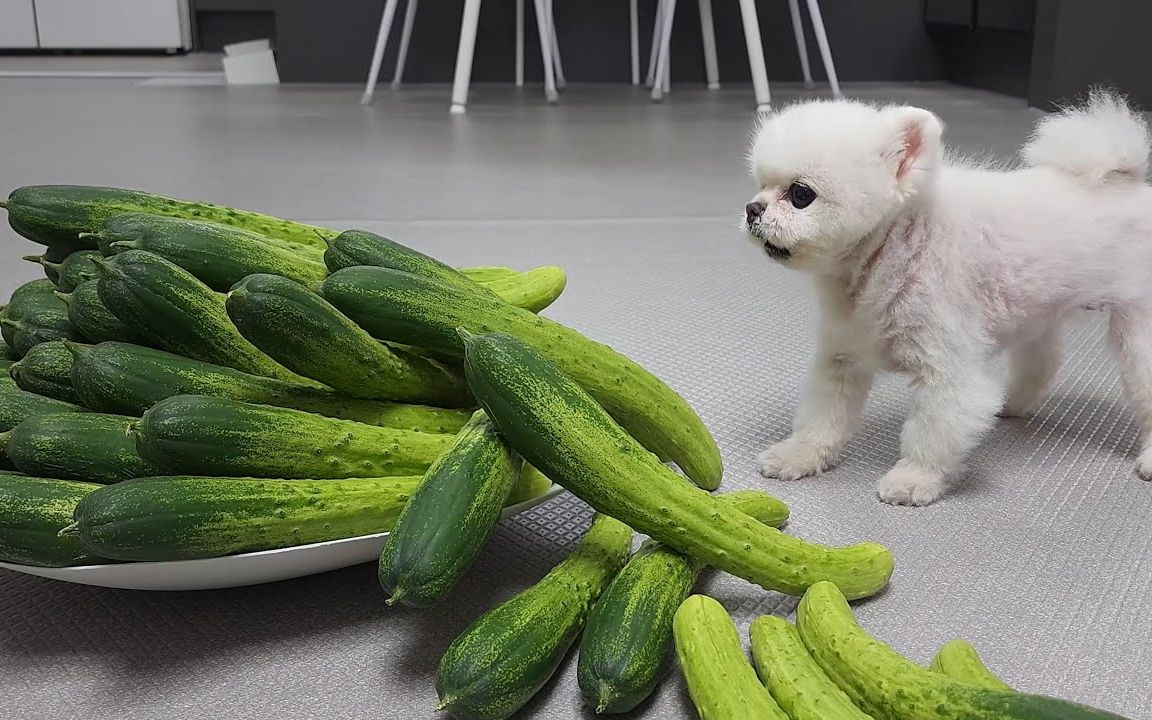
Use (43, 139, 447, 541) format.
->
(64, 279, 155, 345)
(134, 395, 454, 479)
(1, 279, 82, 358)
(69, 341, 469, 434)
(95, 250, 306, 383)
(749, 615, 874, 720)
(2, 412, 160, 484)
(930, 640, 1012, 691)
(480, 266, 567, 313)
(226, 273, 471, 407)
(436, 513, 632, 720)
(52, 250, 104, 292)
(322, 230, 498, 298)
(2, 185, 334, 251)
(0, 375, 87, 432)
(379, 411, 522, 608)
(0, 474, 103, 567)
(321, 267, 723, 490)
(99, 213, 328, 291)
(8, 340, 83, 404)
(673, 595, 790, 720)
(577, 490, 791, 714)
(72, 475, 421, 561)
(461, 331, 893, 599)
(797, 582, 1130, 720)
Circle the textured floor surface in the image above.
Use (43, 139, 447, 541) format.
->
(0, 79, 1150, 719)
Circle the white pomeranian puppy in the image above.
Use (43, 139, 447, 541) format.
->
(743, 91, 1152, 506)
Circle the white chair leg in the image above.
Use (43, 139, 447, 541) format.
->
(787, 0, 813, 88)
(646, 0, 664, 87)
(533, 0, 559, 103)
(662, 40, 670, 92)
(390, 0, 418, 89)
(651, 0, 676, 101)
(804, 0, 841, 97)
(698, 0, 719, 90)
(629, 0, 639, 85)
(736, 0, 770, 111)
(361, 0, 401, 105)
(449, 0, 483, 114)
(547, 0, 566, 89)
(515, 0, 525, 87)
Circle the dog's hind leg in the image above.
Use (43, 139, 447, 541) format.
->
(1107, 305, 1152, 479)
(1000, 320, 1063, 418)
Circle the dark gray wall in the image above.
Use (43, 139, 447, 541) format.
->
(194, 0, 943, 84)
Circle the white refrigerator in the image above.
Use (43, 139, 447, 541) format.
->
(0, 0, 192, 51)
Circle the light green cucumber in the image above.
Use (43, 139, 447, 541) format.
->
(673, 594, 789, 720)
(750, 615, 874, 719)
(226, 273, 471, 407)
(0, 474, 103, 566)
(436, 513, 632, 720)
(459, 266, 520, 283)
(479, 265, 567, 312)
(321, 268, 723, 489)
(507, 464, 552, 506)
(797, 581, 1130, 720)
(930, 640, 1012, 691)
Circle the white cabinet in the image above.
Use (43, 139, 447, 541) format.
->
(33, 0, 191, 50)
(0, 0, 39, 48)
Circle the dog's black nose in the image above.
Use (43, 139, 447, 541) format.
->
(745, 201, 766, 225)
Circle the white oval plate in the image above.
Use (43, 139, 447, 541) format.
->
(0, 485, 566, 591)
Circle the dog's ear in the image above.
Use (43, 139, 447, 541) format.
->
(881, 106, 944, 196)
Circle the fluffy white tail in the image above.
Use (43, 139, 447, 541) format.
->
(1021, 89, 1150, 185)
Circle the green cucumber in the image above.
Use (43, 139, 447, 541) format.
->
(673, 594, 789, 720)
(226, 273, 471, 407)
(930, 640, 1012, 691)
(460, 330, 894, 599)
(577, 490, 791, 714)
(480, 265, 567, 312)
(1, 412, 160, 484)
(379, 411, 522, 608)
(436, 513, 632, 720)
(8, 340, 83, 404)
(2, 185, 334, 251)
(96, 213, 328, 291)
(0, 375, 87, 432)
(68, 341, 469, 434)
(24, 254, 62, 285)
(134, 394, 454, 479)
(323, 230, 498, 299)
(61, 279, 155, 345)
(321, 268, 723, 490)
(94, 250, 308, 383)
(797, 581, 1130, 720)
(52, 250, 104, 292)
(1, 279, 81, 358)
(0, 474, 103, 567)
(459, 266, 520, 283)
(507, 464, 552, 505)
(69, 474, 422, 561)
(749, 615, 873, 720)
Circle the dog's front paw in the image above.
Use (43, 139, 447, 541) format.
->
(756, 438, 834, 481)
(1135, 447, 1152, 481)
(877, 463, 946, 506)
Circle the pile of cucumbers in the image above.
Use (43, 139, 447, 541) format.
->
(0, 186, 1126, 720)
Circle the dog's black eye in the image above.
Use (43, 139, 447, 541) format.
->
(788, 183, 817, 209)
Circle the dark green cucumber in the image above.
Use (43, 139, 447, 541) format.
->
(49, 250, 104, 292)
(323, 230, 498, 299)
(69, 341, 469, 433)
(95, 213, 328, 291)
(321, 268, 723, 489)
(797, 582, 1130, 720)
(2, 184, 334, 252)
(930, 640, 1012, 691)
(94, 250, 308, 383)
(480, 265, 567, 312)
(8, 340, 83, 404)
(61, 279, 155, 345)
(461, 330, 893, 599)
(379, 410, 522, 608)
(0, 474, 103, 567)
(226, 273, 471, 407)
(577, 490, 791, 714)
(25, 254, 61, 285)
(134, 394, 454, 479)
(0, 375, 87, 432)
(673, 595, 789, 720)
(1, 412, 160, 484)
(69, 474, 422, 561)
(749, 615, 873, 720)
(436, 513, 632, 720)
(1, 279, 81, 358)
